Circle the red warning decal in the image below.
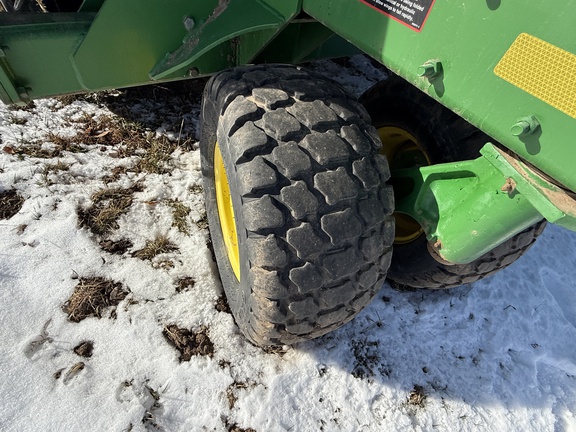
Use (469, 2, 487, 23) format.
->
(360, 0, 435, 32)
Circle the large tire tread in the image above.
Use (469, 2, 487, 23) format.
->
(391, 221, 546, 290)
(202, 65, 394, 345)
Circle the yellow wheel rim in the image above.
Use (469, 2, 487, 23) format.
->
(378, 126, 431, 245)
(214, 143, 240, 281)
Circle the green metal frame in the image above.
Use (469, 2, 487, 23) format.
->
(394, 143, 576, 264)
(302, 0, 576, 193)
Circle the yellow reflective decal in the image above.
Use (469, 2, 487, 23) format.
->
(495, 33, 576, 119)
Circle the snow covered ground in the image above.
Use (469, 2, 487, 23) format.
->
(1, 56, 575, 432)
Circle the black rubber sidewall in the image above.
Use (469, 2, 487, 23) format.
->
(200, 87, 252, 323)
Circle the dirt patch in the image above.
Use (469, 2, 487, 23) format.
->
(132, 234, 178, 260)
(73, 341, 94, 358)
(216, 296, 231, 314)
(175, 277, 195, 293)
(225, 420, 256, 432)
(0, 189, 25, 219)
(78, 184, 141, 236)
(100, 238, 133, 255)
(63, 277, 128, 322)
(226, 381, 248, 409)
(162, 324, 214, 361)
(351, 339, 380, 379)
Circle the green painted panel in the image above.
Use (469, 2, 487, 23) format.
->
(0, 14, 93, 102)
(73, 0, 219, 90)
(303, 0, 576, 192)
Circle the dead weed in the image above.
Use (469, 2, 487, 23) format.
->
(162, 324, 214, 361)
(132, 234, 178, 260)
(195, 212, 209, 230)
(63, 277, 128, 322)
(168, 199, 191, 234)
(225, 420, 256, 432)
(70, 114, 144, 148)
(407, 385, 427, 407)
(72, 114, 179, 174)
(78, 184, 141, 235)
(0, 189, 25, 219)
(4, 142, 61, 159)
(47, 132, 88, 153)
(136, 137, 178, 174)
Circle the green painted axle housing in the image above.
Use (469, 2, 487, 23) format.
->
(0, 0, 575, 264)
(394, 144, 576, 264)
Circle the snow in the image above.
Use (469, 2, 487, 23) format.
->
(1, 56, 575, 432)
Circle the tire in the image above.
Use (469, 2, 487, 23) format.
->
(200, 64, 394, 346)
(360, 72, 546, 289)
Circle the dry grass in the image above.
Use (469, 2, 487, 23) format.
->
(69, 114, 144, 149)
(44, 160, 69, 173)
(36, 161, 69, 187)
(408, 385, 427, 407)
(0, 189, 25, 219)
(5, 142, 60, 159)
(71, 114, 180, 174)
(70, 114, 180, 174)
(78, 185, 141, 235)
(195, 212, 209, 230)
(163, 324, 214, 361)
(62, 277, 128, 322)
(168, 199, 191, 234)
(102, 165, 130, 184)
(46, 132, 88, 153)
(136, 137, 178, 174)
(132, 234, 178, 260)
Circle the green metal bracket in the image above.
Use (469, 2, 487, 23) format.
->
(0, 58, 23, 105)
(0, 13, 94, 104)
(150, 0, 299, 80)
(394, 143, 576, 264)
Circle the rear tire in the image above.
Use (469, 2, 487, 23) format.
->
(360, 73, 546, 289)
(201, 65, 394, 345)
